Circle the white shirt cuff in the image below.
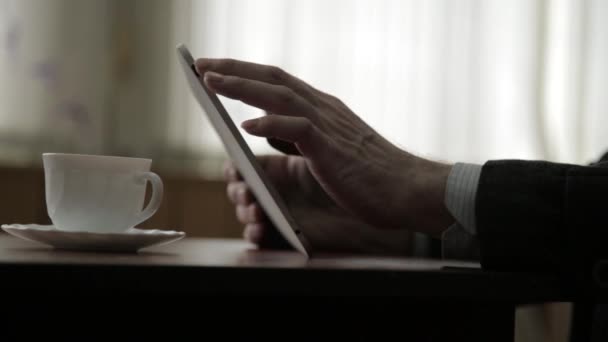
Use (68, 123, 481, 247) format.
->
(444, 163, 482, 235)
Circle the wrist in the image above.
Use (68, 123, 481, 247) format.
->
(401, 154, 455, 237)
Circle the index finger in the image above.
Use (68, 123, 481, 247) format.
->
(204, 72, 315, 118)
(195, 59, 286, 85)
(195, 58, 316, 102)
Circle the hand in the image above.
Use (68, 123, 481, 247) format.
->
(224, 155, 412, 255)
(195, 58, 454, 236)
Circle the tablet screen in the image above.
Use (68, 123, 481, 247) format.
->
(176, 44, 311, 257)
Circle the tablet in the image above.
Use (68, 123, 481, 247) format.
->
(176, 44, 312, 257)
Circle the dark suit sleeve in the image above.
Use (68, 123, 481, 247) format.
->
(476, 159, 608, 279)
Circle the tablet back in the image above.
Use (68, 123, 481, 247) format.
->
(176, 44, 311, 257)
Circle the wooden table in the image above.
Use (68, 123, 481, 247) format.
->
(0, 233, 574, 341)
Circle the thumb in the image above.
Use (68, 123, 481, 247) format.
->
(263, 112, 301, 156)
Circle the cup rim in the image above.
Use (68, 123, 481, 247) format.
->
(43, 153, 152, 163)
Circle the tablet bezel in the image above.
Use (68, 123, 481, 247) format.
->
(176, 44, 311, 257)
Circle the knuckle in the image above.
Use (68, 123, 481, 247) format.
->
(297, 118, 315, 139)
(326, 93, 344, 106)
(277, 87, 296, 105)
(268, 66, 287, 83)
(226, 183, 237, 201)
(238, 187, 250, 204)
(224, 165, 236, 181)
(237, 205, 254, 223)
(301, 118, 313, 131)
(303, 88, 321, 107)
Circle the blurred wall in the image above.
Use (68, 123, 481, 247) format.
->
(0, 0, 111, 162)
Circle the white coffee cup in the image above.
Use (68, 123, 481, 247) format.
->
(42, 153, 164, 233)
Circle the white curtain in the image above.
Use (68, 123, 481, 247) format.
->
(1, 0, 607, 169)
(170, 0, 608, 166)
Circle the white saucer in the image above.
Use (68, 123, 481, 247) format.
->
(1, 224, 186, 253)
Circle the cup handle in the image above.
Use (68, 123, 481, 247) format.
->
(133, 172, 164, 226)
